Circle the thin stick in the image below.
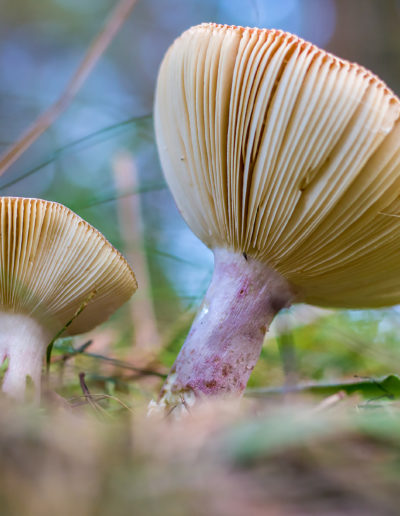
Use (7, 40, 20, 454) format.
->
(113, 152, 162, 353)
(0, 0, 138, 177)
(69, 393, 134, 413)
(50, 339, 93, 364)
(77, 351, 167, 378)
(51, 346, 167, 378)
(311, 391, 346, 413)
(79, 372, 105, 414)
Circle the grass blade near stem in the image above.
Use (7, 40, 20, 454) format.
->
(46, 290, 97, 370)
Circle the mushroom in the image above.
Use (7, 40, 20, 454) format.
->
(0, 197, 137, 402)
(154, 23, 400, 409)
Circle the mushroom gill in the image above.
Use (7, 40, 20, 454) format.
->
(0, 197, 137, 401)
(154, 23, 400, 410)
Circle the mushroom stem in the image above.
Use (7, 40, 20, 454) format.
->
(159, 248, 295, 408)
(0, 313, 51, 402)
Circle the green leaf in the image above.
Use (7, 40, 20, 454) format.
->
(246, 374, 400, 400)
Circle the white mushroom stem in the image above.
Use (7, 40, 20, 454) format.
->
(159, 248, 295, 408)
(0, 313, 51, 402)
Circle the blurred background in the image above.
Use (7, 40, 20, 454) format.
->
(1, 0, 400, 399)
(1, 2, 400, 515)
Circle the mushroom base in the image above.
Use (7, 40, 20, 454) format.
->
(0, 313, 51, 402)
(157, 248, 295, 412)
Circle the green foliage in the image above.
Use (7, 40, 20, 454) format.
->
(247, 374, 400, 401)
(1, 1, 400, 512)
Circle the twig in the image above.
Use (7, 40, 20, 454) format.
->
(79, 372, 91, 398)
(79, 351, 167, 378)
(0, 0, 138, 177)
(113, 152, 162, 353)
(51, 346, 166, 378)
(69, 393, 134, 413)
(78, 372, 108, 416)
(311, 391, 346, 413)
(51, 339, 93, 364)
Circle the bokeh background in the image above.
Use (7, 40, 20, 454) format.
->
(1, 2, 400, 515)
(1, 0, 400, 397)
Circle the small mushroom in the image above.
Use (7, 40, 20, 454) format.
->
(0, 197, 137, 401)
(154, 23, 400, 408)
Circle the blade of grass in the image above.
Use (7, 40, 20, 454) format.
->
(0, 115, 151, 190)
(144, 245, 206, 267)
(276, 331, 298, 388)
(0, 0, 138, 177)
(46, 290, 97, 370)
(245, 374, 400, 400)
(75, 182, 166, 210)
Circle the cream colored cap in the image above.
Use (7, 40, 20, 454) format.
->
(155, 23, 400, 308)
(0, 197, 137, 334)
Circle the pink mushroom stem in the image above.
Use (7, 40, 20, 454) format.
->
(159, 248, 295, 406)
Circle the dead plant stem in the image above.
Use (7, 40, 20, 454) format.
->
(0, 0, 138, 177)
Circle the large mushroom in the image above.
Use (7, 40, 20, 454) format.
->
(0, 197, 137, 401)
(154, 23, 400, 408)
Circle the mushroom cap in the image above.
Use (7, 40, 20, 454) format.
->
(0, 197, 137, 334)
(155, 23, 400, 308)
